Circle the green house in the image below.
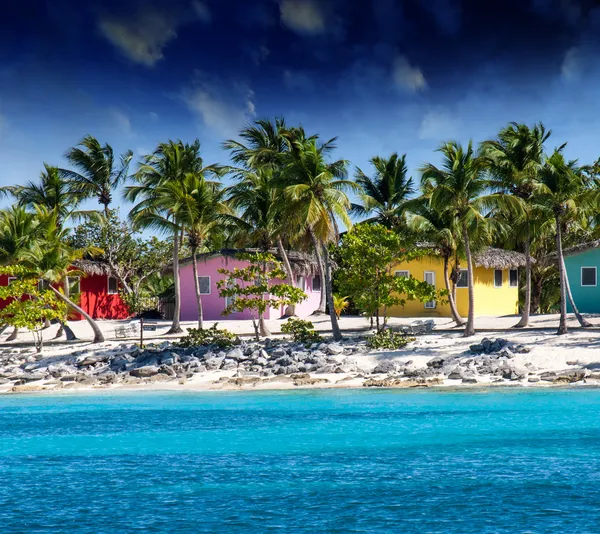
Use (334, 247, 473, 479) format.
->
(564, 241, 600, 313)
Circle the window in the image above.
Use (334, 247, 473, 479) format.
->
(395, 270, 409, 278)
(225, 282, 237, 312)
(7, 277, 16, 285)
(457, 269, 468, 288)
(581, 267, 597, 287)
(494, 269, 503, 288)
(509, 269, 518, 288)
(296, 276, 305, 291)
(197, 276, 210, 295)
(424, 271, 436, 309)
(312, 275, 321, 292)
(38, 279, 50, 292)
(66, 276, 80, 294)
(107, 276, 119, 294)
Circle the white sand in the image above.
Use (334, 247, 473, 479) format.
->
(1, 314, 600, 394)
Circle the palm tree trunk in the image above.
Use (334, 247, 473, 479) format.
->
(555, 215, 568, 335)
(443, 254, 464, 326)
(191, 249, 204, 329)
(462, 224, 475, 337)
(514, 228, 531, 328)
(561, 254, 592, 327)
(55, 278, 78, 340)
(309, 229, 327, 314)
(49, 286, 105, 343)
(322, 242, 342, 341)
(277, 237, 297, 317)
(258, 260, 271, 337)
(7, 327, 18, 341)
(167, 227, 183, 334)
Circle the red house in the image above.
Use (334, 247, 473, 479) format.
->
(0, 261, 130, 321)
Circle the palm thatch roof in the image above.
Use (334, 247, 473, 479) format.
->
(72, 259, 111, 276)
(414, 243, 530, 269)
(472, 248, 530, 269)
(563, 240, 600, 257)
(180, 248, 321, 276)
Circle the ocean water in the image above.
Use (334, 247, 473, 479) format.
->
(1, 389, 600, 533)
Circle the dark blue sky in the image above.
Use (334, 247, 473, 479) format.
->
(1, 0, 600, 212)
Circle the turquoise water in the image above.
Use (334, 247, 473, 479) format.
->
(1, 389, 600, 533)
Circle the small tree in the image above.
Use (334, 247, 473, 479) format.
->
(337, 224, 444, 331)
(217, 252, 306, 341)
(0, 267, 67, 352)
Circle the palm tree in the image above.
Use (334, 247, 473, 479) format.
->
(62, 135, 133, 216)
(174, 172, 230, 329)
(407, 197, 465, 326)
(0, 164, 87, 227)
(21, 216, 105, 343)
(352, 153, 414, 228)
(481, 122, 551, 328)
(535, 149, 596, 334)
(421, 141, 502, 337)
(125, 139, 220, 334)
(224, 118, 301, 313)
(283, 137, 358, 341)
(226, 167, 285, 336)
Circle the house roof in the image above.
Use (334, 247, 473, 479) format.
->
(414, 243, 530, 269)
(471, 248, 530, 269)
(72, 259, 112, 276)
(179, 248, 321, 276)
(562, 240, 600, 257)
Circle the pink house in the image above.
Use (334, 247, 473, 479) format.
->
(178, 249, 322, 321)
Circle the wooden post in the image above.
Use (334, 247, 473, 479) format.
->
(140, 316, 144, 349)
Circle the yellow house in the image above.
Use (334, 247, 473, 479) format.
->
(388, 247, 528, 318)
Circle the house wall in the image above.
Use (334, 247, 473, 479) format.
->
(0, 273, 129, 320)
(77, 274, 130, 320)
(386, 256, 519, 318)
(179, 256, 321, 321)
(564, 249, 600, 313)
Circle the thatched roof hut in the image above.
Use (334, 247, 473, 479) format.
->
(72, 259, 112, 276)
(179, 248, 321, 276)
(472, 248, 530, 269)
(414, 244, 529, 269)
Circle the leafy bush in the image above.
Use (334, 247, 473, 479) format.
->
(178, 323, 238, 348)
(367, 329, 415, 350)
(281, 317, 322, 343)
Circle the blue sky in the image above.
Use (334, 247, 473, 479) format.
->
(1, 0, 599, 215)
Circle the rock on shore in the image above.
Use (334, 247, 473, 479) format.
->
(0, 335, 595, 393)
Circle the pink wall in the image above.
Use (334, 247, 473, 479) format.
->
(179, 255, 321, 321)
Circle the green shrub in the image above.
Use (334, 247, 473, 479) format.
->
(281, 317, 322, 343)
(367, 329, 415, 350)
(178, 323, 238, 348)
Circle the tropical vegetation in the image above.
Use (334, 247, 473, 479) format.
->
(0, 119, 598, 345)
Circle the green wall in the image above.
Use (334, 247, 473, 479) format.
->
(564, 249, 600, 313)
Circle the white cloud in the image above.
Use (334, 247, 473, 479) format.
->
(393, 55, 427, 93)
(148, 111, 159, 122)
(108, 108, 132, 134)
(99, 9, 179, 66)
(280, 0, 325, 34)
(561, 46, 581, 81)
(184, 76, 256, 138)
(192, 1, 212, 23)
(251, 45, 270, 66)
(418, 108, 458, 140)
(283, 69, 315, 91)
(99, 3, 211, 67)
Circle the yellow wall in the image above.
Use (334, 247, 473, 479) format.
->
(387, 256, 519, 318)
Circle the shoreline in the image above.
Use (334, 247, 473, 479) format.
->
(3, 316, 600, 396)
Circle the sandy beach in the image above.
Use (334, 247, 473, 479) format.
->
(1, 314, 600, 394)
